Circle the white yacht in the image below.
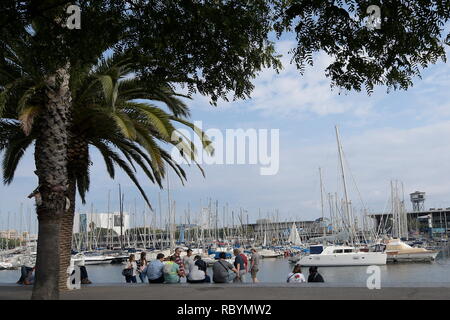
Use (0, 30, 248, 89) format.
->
(296, 245, 387, 266)
(385, 239, 439, 262)
(0, 261, 14, 270)
(259, 248, 283, 258)
(81, 252, 115, 265)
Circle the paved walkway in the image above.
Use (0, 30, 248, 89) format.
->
(1, 283, 450, 300)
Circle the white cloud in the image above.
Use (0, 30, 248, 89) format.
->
(182, 41, 377, 120)
(240, 45, 376, 119)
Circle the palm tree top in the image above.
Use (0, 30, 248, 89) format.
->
(1, 50, 213, 209)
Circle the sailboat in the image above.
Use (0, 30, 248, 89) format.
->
(297, 126, 387, 266)
(252, 231, 277, 258)
(287, 223, 307, 263)
(258, 231, 282, 258)
(287, 223, 302, 246)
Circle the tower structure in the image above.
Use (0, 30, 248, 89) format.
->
(410, 191, 425, 212)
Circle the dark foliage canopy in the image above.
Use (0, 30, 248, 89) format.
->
(0, 0, 281, 104)
(274, 0, 450, 93)
(1, 1, 449, 99)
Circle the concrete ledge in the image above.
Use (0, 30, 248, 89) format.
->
(1, 284, 450, 300)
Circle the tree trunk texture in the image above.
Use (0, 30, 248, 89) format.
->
(31, 65, 71, 300)
(58, 176, 76, 291)
(58, 133, 89, 291)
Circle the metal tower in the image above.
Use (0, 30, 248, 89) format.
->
(410, 191, 425, 212)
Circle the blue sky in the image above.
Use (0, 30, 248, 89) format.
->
(1, 35, 450, 232)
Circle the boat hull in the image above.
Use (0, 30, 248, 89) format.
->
(260, 254, 282, 258)
(386, 251, 439, 262)
(84, 259, 113, 265)
(288, 255, 301, 263)
(297, 252, 387, 266)
(259, 249, 283, 259)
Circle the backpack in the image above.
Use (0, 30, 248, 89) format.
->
(122, 268, 133, 277)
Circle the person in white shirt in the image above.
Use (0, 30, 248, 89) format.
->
(287, 265, 306, 283)
(187, 255, 208, 283)
(183, 249, 194, 276)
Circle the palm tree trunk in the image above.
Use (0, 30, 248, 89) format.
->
(58, 176, 76, 291)
(31, 65, 71, 300)
(58, 134, 89, 290)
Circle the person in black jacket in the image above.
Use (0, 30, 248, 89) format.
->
(17, 265, 34, 285)
(307, 266, 324, 282)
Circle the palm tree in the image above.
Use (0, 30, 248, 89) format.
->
(0, 35, 71, 299)
(1, 51, 213, 292)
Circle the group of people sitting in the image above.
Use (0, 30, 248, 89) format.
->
(123, 247, 261, 284)
(18, 248, 324, 286)
(287, 265, 324, 283)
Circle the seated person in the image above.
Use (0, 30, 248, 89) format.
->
(70, 264, 92, 285)
(146, 253, 165, 283)
(287, 265, 306, 283)
(212, 252, 238, 283)
(307, 266, 324, 282)
(163, 255, 183, 284)
(17, 265, 35, 285)
(187, 255, 210, 283)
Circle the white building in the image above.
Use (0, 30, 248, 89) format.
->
(73, 212, 130, 235)
(0, 229, 19, 239)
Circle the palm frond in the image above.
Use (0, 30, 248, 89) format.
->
(18, 105, 41, 136)
(112, 112, 137, 139)
(126, 102, 172, 140)
(107, 147, 152, 209)
(170, 116, 215, 156)
(90, 139, 116, 179)
(97, 74, 116, 108)
(2, 129, 34, 184)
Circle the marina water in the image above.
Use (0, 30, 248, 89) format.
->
(1, 258, 450, 285)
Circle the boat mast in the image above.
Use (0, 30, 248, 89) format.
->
(158, 192, 162, 248)
(335, 125, 354, 245)
(107, 189, 111, 249)
(319, 167, 326, 239)
(119, 184, 124, 250)
(166, 171, 172, 250)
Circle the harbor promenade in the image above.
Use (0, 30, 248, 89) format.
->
(1, 283, 450, 300)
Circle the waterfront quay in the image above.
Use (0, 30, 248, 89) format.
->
(1, 283, 450, 300)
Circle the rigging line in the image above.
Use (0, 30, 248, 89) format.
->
(341, 147, 368, 212)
